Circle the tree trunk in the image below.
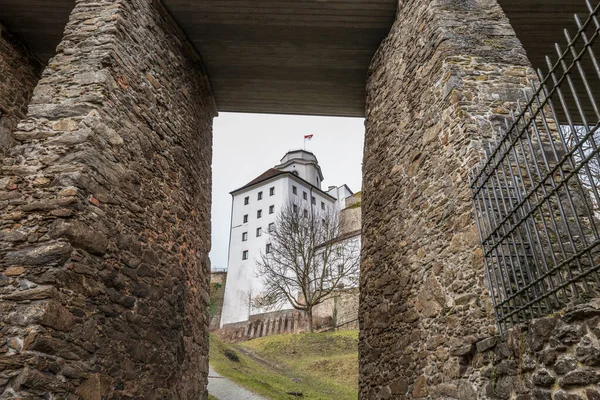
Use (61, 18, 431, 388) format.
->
(307, 308, 313, 333)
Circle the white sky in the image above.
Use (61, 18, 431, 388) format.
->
(210, 112, 365, 269)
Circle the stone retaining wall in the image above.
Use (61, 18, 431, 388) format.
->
(0, 0, 215, 398)
(218, 309, 332, 342)
(210, 272, 227, 330)
(0, 24, 43, 153)
(313, 288, 359, 330)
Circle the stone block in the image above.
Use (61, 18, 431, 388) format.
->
(476, 336, 498, 353)
(4, 242, 72, 266)
(76, 374, 111, 400)
(559, 369, 600, 388)
(532, 369, 555, 387)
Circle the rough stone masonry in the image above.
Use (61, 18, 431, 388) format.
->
(361, 0, 600, 398)
(0, 0, 216, 398)
(0, 24, 43, 154)
(359, 0, 600, 400)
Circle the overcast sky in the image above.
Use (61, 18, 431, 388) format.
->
(210, 112, 365, 269)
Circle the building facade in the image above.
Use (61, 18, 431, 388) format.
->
(220, 150, 354, 327)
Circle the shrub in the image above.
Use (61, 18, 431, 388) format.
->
(223, 349, 240, 362)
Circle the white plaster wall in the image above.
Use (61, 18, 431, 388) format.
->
(221, 174, 339, 327)
(278, 162, 321, 188)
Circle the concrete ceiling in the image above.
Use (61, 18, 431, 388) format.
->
(498, 0, 596, 123)
(160, 0, 397, 117)
(0, 0, 594, 117)
(0, 0, 74, 62)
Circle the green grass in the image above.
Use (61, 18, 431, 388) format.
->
(209, 331, 358, 399)
(208, 395, 219, 400)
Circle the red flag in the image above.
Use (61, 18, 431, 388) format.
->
(304, 134, 313, 140)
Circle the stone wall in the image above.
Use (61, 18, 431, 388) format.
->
(210, 271, 227, 330)
(218, 309, 333, 343)
(219, 289, 360, 342)
(463, 301, 600, 399)
(340, 195, 361, 237)
(0, 24, 43, 153)
(360, 0, 539, 397)
(313, 288, 359, 330)
(0, 0, 215, 398)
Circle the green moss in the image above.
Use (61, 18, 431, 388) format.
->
(347, 200, 362, 209)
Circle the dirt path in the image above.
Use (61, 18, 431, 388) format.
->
(208, 366, 268, 400)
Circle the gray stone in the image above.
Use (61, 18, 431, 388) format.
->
(559, 369, 600, 387)
(554, 357, 577, 375)
(575, 335, 600, 366)
(457, 380, 477, 400)
(532, 369, 555, 387)
(554, 391, 583, 400)
(556, 324, 585, 345)
(53, 220, 108, 256)
(477, 336, 498, 353)
(4, 242, 72, 266)
(586, 389, 600, 400)
(531, 317, 557, 351)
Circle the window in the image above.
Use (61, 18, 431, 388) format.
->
(321, 201, 325, 210)
(266, 244, 272, 254)
(242, 232, 248, 241)
(244, 196, 249, 205)
(293, 186, 297, 195)
(242, 250, 248, 260)
(257, 209, 262, 218)
(256, 227, 262, 237)
(311, 196, 316, 205)
(268, 223, 275, 232)
(303, 192, 307, 200)
(243, 214, 248, 223)
(270, 187, 275, 196)
(269, 205, 274, 214)
(258, 191, 263, 200)
(303, 209, 308, 218)
(293, 204, 298, 213)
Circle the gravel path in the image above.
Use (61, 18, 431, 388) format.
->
(208, 366, 268, 400)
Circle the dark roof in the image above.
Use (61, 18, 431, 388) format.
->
(230, 168, 336, 201)
(230, 168, 286, 194)
(244, 168, 284, 188)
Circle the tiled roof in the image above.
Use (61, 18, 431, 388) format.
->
(231, 168, 286, 193)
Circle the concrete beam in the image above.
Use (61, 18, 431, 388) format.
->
(0, 0, 594, 116)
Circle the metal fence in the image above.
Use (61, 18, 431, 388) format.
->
(470, 0, 600, 333)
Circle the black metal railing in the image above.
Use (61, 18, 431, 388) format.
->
(470, 0, 600, 333)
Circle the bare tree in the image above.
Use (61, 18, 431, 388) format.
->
(253, 200, 360, 332)
(564, 125, 600, 218)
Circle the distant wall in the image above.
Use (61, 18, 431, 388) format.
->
(218, 309, 327, 342)
(0, 24, 42, 153)
(340, 206, 361, 236)
(218, 289, 360, 342)
(210, 272, 227, 330)
(313, 288, 359, 330)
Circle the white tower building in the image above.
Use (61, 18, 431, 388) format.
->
(220, 150, 353, 327)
